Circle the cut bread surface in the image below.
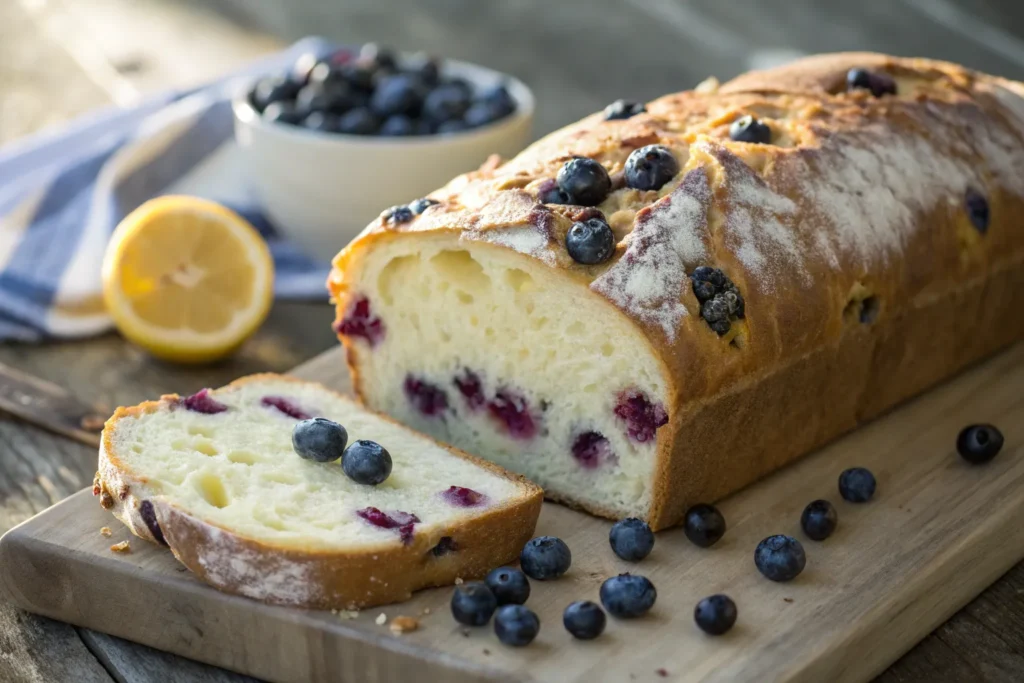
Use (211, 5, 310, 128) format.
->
(97, 374, 542, 608)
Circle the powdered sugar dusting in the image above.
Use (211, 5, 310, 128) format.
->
(476, 226, 555, 265)
(993, 84, 1024, 141)
(591, 168, 712, 339)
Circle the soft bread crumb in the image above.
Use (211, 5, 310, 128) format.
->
(375, 613, 387, 626)
(389, 616, 419, 634)
(110, 540, 131, 553)
(99, 527, 112, 537)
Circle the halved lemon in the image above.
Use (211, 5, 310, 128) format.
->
(102, 196, 274, 364)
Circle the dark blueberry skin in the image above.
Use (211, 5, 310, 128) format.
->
(464, 102, 502, 128)
(557, 157, 612, 206)
(409, 197, 440, 214)
(965, 189, 990, 234)
(494, 605, 540, 646)
(292, 417, 348, 463)
(478, 83, 516, 118)
(520, 536, 572, 580)
(251, 74, 300, 111)
(296, 81, 361, 114)
(566, 217, 615, 265)
(450, 581, 498, 626)
(847, 68, 897, 97)
(624, 145, 680, 191)
(754, 535, 806, 582)
(262, 102, 305, 126)
(609, 517, 655, 561)
(537, 179, 572, 205)
(729, 115, 772, 144)
(359, 43, 397, 71)
(139, 500, 167, 546)
(600, 573, 657, 618)
(485, 567, 531, 605)
(604, 99, 646, 120)
(336, 107, 379, 135)
(385, 205, 415, 224)
(407, 55, 442, 86)
(422, 84, 471, 124)
(957, 424, 1004, 464)
(683, 503, 727, 548)
(694, 594, 737, 636)
(379, 115, 416, 136)
(563, 600, 606, 640)
(370, 74, 426, 118)
(800, 499, 838, 541)
(838, 467, 877, 503)
(341, 439, 392, 485)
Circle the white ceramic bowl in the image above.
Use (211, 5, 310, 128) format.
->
(233, 59, 534, 258)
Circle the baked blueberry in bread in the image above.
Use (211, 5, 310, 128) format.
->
(95, 374, 542, 609)
(329, 52, 1024, 529)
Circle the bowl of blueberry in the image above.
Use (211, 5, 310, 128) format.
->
(234, 42, 534, 256)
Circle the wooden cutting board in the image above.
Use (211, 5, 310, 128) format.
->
(2, 344, 1023, 683)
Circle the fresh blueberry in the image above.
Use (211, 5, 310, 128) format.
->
(464, 102, 502, 128)
(599, 573, 657, 618)
(624, 145, 680, 191)
(422, 84, 471, 124)
(957, 424, 1004, 464)
(604, 99, 646, 120)
(301, 111, 337, 133)
(340, 61, 378, 92)
(292, 417, 348, 463)
(683, 503, 727, 548)
(409, 197, 440, 214)
(838, 467, 876, 503)
(359, 43, 397, 71)
(385, 205, 415, 224)
(729, 115, 772, 144)
(694, 594, 737, 636)
(800, 499, 838, 541)
(537, 179, 572, 205)
(379, 115, 416, 136)
(556, 157, 612, 206)
(296, 81, 360, 114)
(520, 536, 572, 580)
(251, 74, 299, 111)
(370, 74, 425, 118)
(435, 119, 469, 134)
(566, 217, 615, 265)
(341, 439, 392, 485)
(494, 605, 540, 646)
(609, 518, 655, 561)
(485, 567, 531, 606)
(407, 54, 442, 86)
(450, 581, 497, 626)
(337, 107, 379, 135)
(309, 62, 350, 90)
(965, 189, 990, 234)
(754, 535, 806, 582)
(846, 68, 897, 97)
(478, 83, 516, 118)
(563, 600, 606, 640)
(262, 102, 305, 126)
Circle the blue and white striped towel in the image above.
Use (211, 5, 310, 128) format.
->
(0, 38, 333, 342)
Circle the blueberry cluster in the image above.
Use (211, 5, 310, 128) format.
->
(384, 197, 440, 225)
(249, 43, 517, 136)
(292, 417, 392, 485)
(690, 266, 745, 336)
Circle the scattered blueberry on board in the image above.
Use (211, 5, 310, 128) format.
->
(341, 439, 392, 485)
(450, 581, 498, 626)
(556, 157, 612, 206)
(485, 567, 531, 606)
(729, 115, 772, 144)
(494, 605, 540, 646)
(838, 467, 877, 503)
(609, 517, 655, 561)
(694, 594, 738, 636)
(566, 216, 616, 265)
(956, 424, 1004, 464)
(624, 144, 680, 191)
(683, 503, 727, 548)
(249, 43, 517, 135)
(754, 535, 806, 582)
(520, 536, 572, 580)
(600, 573, 657, 618)
(563, 600, 606, 640)
(800, 499, 838, 541)
(292, 417, 348, 462)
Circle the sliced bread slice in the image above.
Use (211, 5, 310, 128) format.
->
(96, 374, 543, 609)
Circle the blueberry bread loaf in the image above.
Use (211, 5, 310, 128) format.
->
(328, 53, 1024, 530)
(95, 374, 542, 608)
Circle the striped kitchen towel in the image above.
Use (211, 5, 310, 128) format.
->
(0, 37, 334, 342)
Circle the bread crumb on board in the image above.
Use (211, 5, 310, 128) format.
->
(109, 540, 131, 553)
(375, 613, 387, 626)
(389, 616, 419, 634)
(331, 609, 360, 620)
(99, 527, 112, 537)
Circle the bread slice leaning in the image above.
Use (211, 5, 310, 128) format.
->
(96, 374, 543, 610)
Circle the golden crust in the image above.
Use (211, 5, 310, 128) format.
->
(328, 53, 1024, 529)
(96, 374, 543, 608)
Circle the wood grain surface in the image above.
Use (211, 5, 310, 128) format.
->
(2, 343, 1023, 683)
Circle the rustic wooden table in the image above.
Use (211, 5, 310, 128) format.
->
(1, 0, 1022, 681)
